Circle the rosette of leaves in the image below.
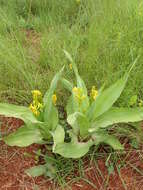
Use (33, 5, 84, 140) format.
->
(52, 51, 143, 159)
(0, 67, 64, 147)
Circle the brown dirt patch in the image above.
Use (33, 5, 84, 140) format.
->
(0, 117, 143, 190)
(0, 117, 54, 190)
(22, 29, 41, 62)
(69, 149, 143, 190)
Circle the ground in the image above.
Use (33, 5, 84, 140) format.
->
(1, 117, 143, 190)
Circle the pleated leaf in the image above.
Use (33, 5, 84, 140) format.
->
(92, 132, 123, 150)
(0, 103, 39, 124)
(89, 107, 143, 132)
(4, 125, 43, 147)
(52, 125, 93, 158)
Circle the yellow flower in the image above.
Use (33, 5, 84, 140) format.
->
(72, 87, 86, 103)
(31, 90, 42, 100)
(37, 102, 43, 109)
(29, 103, 40, 116)
(31, 90, 42, 108)
(32, 90, 42, 97)
(72, 87, 78, 93)
(72, 87, 82, 98)
(52, 94, 57, 105)
(34, 110, 40, 116)
(69, 64, 72, 70)
(29, 103, 35, 111)
(80, 95, 86, 100)
(90, 86, 98, 100)
(29, 90, 43, 116)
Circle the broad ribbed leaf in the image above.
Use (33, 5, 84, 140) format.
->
(4, 125, 43, 147)
(52, 125, 93, 158)
(67, 112, 90, 138)
(67, 112, 80, 135)
(89, 107, 143, 132)
(43, 67, 64, 129)
(44, 106, 58, 131)
(92, 132, 123, 150)
(66, 96, 76, 116)
(61, 78, 73, 92)
(87, 74, 128, 121)
(0, 103, 39, 124)
(43, 66, 64, 105)
(52, 125, 65, 147)
(54, 140, 93, 158)
(87, 59, 138, 121)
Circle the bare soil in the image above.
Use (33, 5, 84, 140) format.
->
(0, 117, 143, 190)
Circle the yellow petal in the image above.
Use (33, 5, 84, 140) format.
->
(52, 94, 57, 105)
(69, 64, 72, 70)
(31, 90, 42, 96)
(72, 87, 78, 93)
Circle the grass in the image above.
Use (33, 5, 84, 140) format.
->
(0, 0, 143, 189)
(41, 148, 143, 189)
(0, 0, 142, 107)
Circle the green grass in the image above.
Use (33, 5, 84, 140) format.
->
(0, 0, 143, 108)
(0, 1, 143, 189)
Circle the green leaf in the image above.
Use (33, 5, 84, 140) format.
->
(25, 165, 46, 177)
(44, 158, 58, 178)
(64, 50, 89, 114)
(52, 125, 93, 158)
(67, 112, 80, 135)
(66, 96, 75, 115)
(76, 75, 88, 96)
(66, 95, 80, 115)
(45, 106, 58, 131)
(92, 132, 123, 150)
(61, 78, 73, 92)
(0, 103, 39, 124)
(63, 50, 87, 95)
(4, 125, 43, 147)
(66, 95, 89, 117)
(89, 107, 143, 132)
(67, 112, 90, 138)
(43, 67, 64, 129)
(43, 66, 64, 105)
(87, 75, 128, 121)
(52, 125, 65, 146)
(63, 49, 74, 63)
(87, 59, 138, 121)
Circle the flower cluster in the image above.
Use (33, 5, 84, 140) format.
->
(69, 64, 72, 70)
(72, 87, 86, 104)
(29, 90, 43, 116)
(90, 86, 98, 100)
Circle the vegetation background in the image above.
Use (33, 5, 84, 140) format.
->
(0, 0, 143, 108)
(0, 1, 143, 189)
